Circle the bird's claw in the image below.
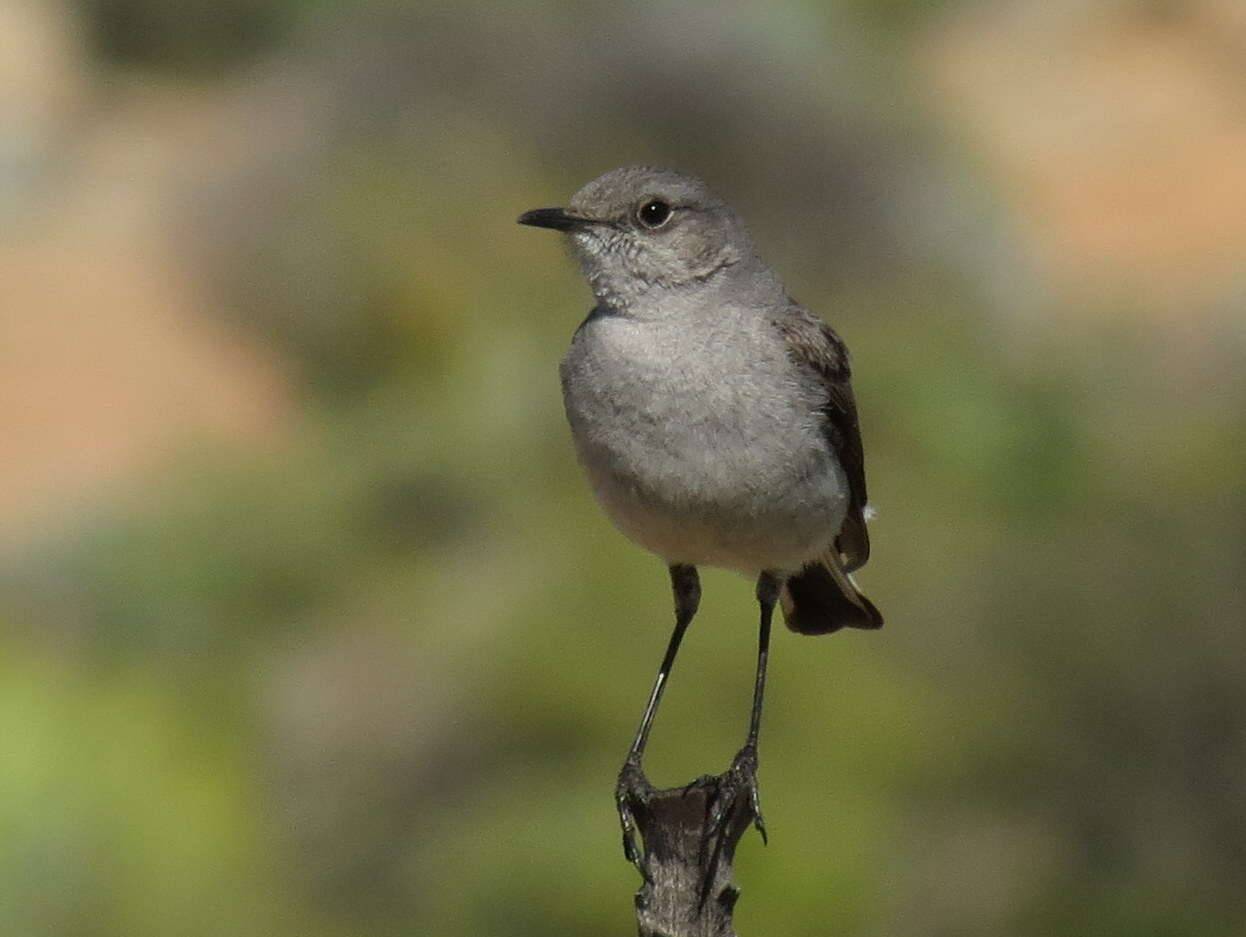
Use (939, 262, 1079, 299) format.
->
(616, 756, 653, 868)
(706, 743, 767, 848)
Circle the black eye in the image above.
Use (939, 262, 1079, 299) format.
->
(637, 199, 672, 228)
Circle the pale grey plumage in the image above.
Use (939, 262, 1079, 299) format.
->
(560, 281, 847, 575)
(522, 165, 880, 632)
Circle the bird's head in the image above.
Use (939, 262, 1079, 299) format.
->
(519, 166, 756, 310)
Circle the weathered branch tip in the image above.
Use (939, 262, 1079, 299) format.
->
(620, 759, 764, 937)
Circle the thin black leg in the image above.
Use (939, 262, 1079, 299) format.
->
(627, 563, 701, 759)
(746, 571, 780, 749)
(617, 563, 701, 865)
(698, 571, 782, 898)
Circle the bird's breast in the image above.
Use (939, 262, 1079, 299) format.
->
(559, 311, 847, 571)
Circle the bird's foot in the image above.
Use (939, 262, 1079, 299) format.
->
(676, 743, 765, 906)
(616, 754, 655, 868)
(705, 742, 767, 851)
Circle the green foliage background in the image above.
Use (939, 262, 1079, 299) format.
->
(3, 1, 1244, 935)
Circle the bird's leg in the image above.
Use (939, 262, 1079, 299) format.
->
(617, 563, 701, 867)
(702, 570, 779, 881)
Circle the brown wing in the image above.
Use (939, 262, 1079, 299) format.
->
(775, 305, 872, 572)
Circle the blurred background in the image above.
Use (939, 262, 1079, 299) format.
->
(2, 0, 1245, 934)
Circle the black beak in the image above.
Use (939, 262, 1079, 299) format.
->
(517, 207, 581, 231)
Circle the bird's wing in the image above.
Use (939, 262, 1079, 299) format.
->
(775, 305, 872, 572)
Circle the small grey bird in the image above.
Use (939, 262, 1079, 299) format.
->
(519, 166, 881, 861)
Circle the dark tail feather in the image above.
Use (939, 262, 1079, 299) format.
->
(781, 554, 883, 635)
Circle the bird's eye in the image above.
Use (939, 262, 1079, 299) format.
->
(637, 199, 672, 228)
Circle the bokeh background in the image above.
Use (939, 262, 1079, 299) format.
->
(3, 0, 1245, 934)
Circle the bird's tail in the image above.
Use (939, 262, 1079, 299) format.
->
(780, 552, 883, 634)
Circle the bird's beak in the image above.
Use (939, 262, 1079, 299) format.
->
(517, 207, 583, 231)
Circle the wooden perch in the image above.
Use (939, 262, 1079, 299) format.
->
(621, 761, 761, 937)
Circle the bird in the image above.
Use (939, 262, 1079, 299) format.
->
(518, 165, 881, 864)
